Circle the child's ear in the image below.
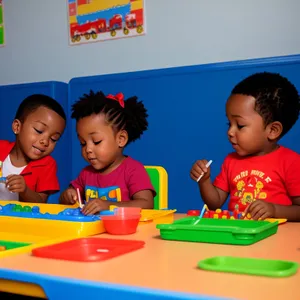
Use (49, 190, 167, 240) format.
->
(267, 121, 283, 141)
(117, 130, 128, 148)
(12, 119, 21, 135)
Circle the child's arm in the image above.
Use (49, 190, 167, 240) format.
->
(245, 155, 300, 221)
(190, 159, 228, 209)
(59, 186, 78, 205)
(108, 190, 153, 209)
(199, 178, 228, 210)
(60, 168, 87, 205)
(276, 197, 300, 221)
(81, 189, 153, 215)
(6, 174, 49, 203)
(82, 160, 155, 215)
(20, 188, 49, 203)
(7, 157, 61, 203)
(245, 197, 300, 221)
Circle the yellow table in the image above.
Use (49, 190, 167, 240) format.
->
(0, 214, 299, 299)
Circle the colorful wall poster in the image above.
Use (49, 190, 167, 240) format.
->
(0, 0, 4, 46)
(67, 0, 146, 45)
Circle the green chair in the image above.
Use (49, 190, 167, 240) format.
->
(145, 166, 168, 209)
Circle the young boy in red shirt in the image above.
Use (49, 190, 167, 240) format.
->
(190, 72, 300, 221)
(0, 94, 66, 203)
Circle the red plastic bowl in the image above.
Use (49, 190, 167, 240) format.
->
(114, 207, 141, 216)
(101, 215, 140, 235)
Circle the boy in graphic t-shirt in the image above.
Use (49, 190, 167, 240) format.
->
(190, 72, 300, 221)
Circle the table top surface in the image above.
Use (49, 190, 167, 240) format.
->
(0, 214, 299, 299)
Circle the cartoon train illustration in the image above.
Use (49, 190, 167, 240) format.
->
(69, 1, 144, 42)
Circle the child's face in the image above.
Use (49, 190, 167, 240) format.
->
(76, 113, 126, 173)
(13, 106, 66, 160)
(226, 94, 270, 156)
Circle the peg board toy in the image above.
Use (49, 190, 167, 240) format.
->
(157, 217, 279, 245)
(0, 201, 105, 258)
(187, 206, 287, 225)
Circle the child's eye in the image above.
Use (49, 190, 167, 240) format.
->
(34, 128, 42, 134)
(237, 124, 245, 129)
(94, 140, 102, 145)
(50, 138, 58, 143)
(80, 142, 86, 147)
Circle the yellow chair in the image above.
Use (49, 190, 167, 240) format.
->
(145, 166, 168, 209)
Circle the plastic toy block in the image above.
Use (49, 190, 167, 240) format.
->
(187, 210, 200, 216)
(200, 207, 287, 224)
(202, 207, 243, 220)
(187, 206, 243, 220)
(0, 204, 100, 222)
(0, 240, 31, 250)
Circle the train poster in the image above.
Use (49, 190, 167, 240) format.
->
(0, 0, 4, 47)
(67, 0, 146, 45)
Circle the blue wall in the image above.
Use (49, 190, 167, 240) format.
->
(1, 55, 300, 211)
(69, 55, 300, 212)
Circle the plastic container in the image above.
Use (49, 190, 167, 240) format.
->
(156, 217, 278, 245)
(32, 238, 145, 262)
(101, 215, 140, 235)
(114, 207, 141, 216)
(0, 240, 31, 250)
(198, 256, 298, 277)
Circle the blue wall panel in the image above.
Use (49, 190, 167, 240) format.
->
(68, 55, 300, 212)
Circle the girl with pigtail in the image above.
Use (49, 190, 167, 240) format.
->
(59, 91, 155, 215)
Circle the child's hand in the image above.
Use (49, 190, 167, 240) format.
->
(81, 199, 110, 215)
(59, 188, 77, 205)
(244, 200, 275, 220)
(6, 175, 27, 193)
(190, 160, 211, 182)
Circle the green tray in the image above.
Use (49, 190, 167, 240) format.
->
(0, 240, 31, 250)
(156, 217, 278, 245)
(198, 256, 298, 277)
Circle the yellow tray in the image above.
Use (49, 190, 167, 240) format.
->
(140, 209, 176, 224)
(109, 205, 176, 224)
(265, 218, 287, 224)
(0, 201, 105, 258)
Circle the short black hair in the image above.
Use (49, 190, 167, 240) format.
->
(71, 90, 148, 144)
(231, 72, 300, 137)
(15, 94, 66, 122)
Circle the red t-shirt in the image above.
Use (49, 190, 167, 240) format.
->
(71, 156, 156, 202)
(213, 146, 300, 212)
(0, 140, 59, 193)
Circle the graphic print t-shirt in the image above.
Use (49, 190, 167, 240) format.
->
(71, 156, 156, 203)
(213, 146, 300, 211)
